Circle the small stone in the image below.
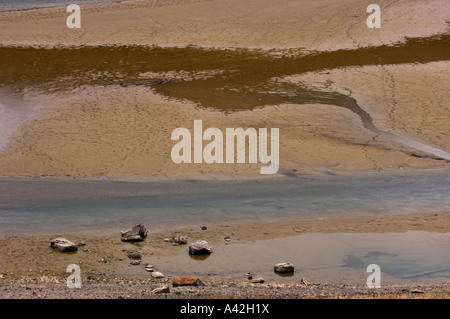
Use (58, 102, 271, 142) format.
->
(411, 290, 424, 294)
(130, 260, 141, 266)
(151, 285, 170, 294)
(172, 276, 204, 287)
(200, 226, 207, 230)
(189, 240, 213, 255)
(50, 238, 78, 252)
(77, 241, 86, 246)
(151, 271, 164, 279)
(164, 238, 171, 242)
(127, 251, 142, 259)
(274, 262, 295, 273)
(224, 236, 231, 242)
(251, 277, 264, 284)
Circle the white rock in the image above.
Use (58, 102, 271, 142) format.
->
(50, 238, 78, 252)
(151, 271, 164, 279)
(189, 240, 213, 255)
(151, 285, 170, 294)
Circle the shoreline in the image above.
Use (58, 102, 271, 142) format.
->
(0, 211, 449, 298)
(1, 164, 450, 182)
(1, 280, 449, 299)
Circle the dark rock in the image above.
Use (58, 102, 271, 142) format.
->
(50, 238, 78, 252)
(274, 262, 295, 273)
(172, 276, 204, 287)
(171, 236, 187, 245)
(121, 224, 147, 242)
(127, 251, 142, 259)
(251, 277, 264, 283)
(189, 240, 212, 255)
(200, 226, 207, 230)
(411, 290, 424, 294)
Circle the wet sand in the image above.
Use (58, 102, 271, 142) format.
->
(0, 0, 448, 50)
(0, 211, 449, 298)
(0, 0, 449, 180)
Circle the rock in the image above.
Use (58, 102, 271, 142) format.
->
(130, 260, 141, 266)
(200, 226, 207, 230)
(127, 251, 142, 259)
(274, 262, 295, 273)
(189, 240, 213, 255)
(151, 285, 170, 294)
(171, 236, 187, 245)
(77, 241, 86, 246)
(151, 271, 164, 279)
(224, 236, 231, 242)
(50, 238, 78, 252)
(172, 276, 204, 287)
(246, 272, 253, 280)
(301, 278, 310, 285)
(251, 277, 264, 283)
(120, 224, 148, 242)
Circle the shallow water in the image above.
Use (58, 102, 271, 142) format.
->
(0, 0, 112, 11)
(1, 171, 450, 235)
(0, 89, 39, 151)
(154, 231, 450, 284)
(1, 34, 449, 159)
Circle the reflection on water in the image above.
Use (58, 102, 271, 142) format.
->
(154, 231, 450, 285)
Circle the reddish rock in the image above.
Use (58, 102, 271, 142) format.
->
(172, 276, 204, 287)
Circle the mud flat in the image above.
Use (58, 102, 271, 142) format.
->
(0, 211, 449, 299)
(0, 0, 449, 50)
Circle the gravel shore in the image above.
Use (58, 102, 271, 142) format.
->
(1, 278, 449, 299)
